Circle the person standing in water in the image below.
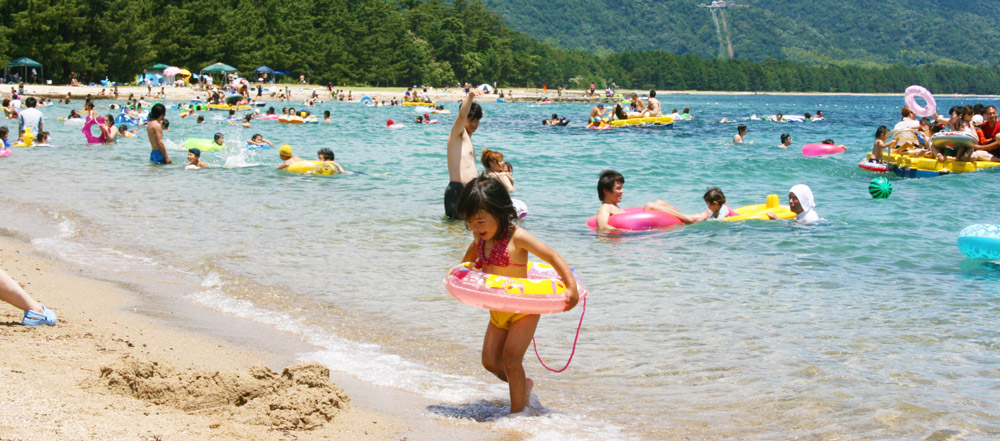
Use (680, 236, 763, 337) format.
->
(733, 124, 748, 143)
(445, 83, 484, 219)
(147, 103, 170, 164)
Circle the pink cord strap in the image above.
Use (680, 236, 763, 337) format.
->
(532, 295, 586, 373)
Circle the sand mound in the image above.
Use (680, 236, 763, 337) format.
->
(99, 357, 349, 427)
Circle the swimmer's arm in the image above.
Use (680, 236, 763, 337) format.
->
(514, 230, 579, 310)
(450, 84, 483, 140)
(276, 160, 290, 170)
(333, 162, 345, 173)
(596, 204, 617, 230)
(497, 174, 515, 192)
(461, 241, 477, 264)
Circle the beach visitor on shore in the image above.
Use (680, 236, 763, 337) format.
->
(767, 184, 820, 224)
(594, 170, 710, 230)
(455, 174, 579, 414)
(780, 133, 792, 148)
(1, 267, 57, 326)
(276, 144, 302, 170)
(444, 83, 485, 219)
(147, 103, 170, 164)
(734, 124, 747, 143)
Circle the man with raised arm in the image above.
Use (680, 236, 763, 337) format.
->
(445, 83, 484, 219)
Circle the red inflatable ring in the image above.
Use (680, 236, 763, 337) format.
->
(82, 115, 107, 144)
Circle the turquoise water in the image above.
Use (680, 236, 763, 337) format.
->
(2, 95, 999, 440)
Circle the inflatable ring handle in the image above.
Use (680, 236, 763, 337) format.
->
(904, 85, 937, 118)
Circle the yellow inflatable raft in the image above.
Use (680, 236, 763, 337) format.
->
(609, 116, 674, 127)
(402, 101, 434, 107)
(285, 160, 340, 176)
(867, 152, 1000, 178)
(207, 104, 251, 111)
(722, 194, 795, 222)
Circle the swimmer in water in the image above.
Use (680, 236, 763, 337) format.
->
(733, 124, 747, 143)
(187, 148, 207, 169)
(588, 103, 607, 127)
(317, 148, 346, 173)
(767, 184, 820, 224)
(594, 170, 711, 230)
(780, 133, 792, 149)
(276, 144, 302, 170)
(870, 126, 898, 162)
(247, 133, 273, 148)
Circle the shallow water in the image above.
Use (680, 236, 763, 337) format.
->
(2, 95, 999, 440)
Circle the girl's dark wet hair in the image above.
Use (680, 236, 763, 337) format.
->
(597, 169, 624, 202)
(875, 125, 890, 138)
(214, 132, 223, 142)
(737, 124, 747, 133)
(822, 139, 835, 144)
(780, 133, 791, 143)
(456, 174, 517, 238)
(703, 187, 726, 204)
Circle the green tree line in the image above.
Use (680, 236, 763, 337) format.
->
(2, 0, 1000, 94)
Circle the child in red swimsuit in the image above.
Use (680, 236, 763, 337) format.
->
(455, 174, 580, 415)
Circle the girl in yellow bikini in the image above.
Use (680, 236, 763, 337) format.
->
(455, 174, 579, 415)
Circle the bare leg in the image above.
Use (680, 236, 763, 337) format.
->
(0, 268, 43, 313)
(645, 200, 710, 224)
(482, 322, 508, 381)
(503, 314, 539, 414)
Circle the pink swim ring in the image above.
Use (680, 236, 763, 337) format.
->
(82, 116, 107, 144)
(802, 143, 846, 157)
(443, 262, 587, 314)
(586, 206, 682, 230)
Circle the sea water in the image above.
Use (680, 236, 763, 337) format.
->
(1, 94, 999, 440)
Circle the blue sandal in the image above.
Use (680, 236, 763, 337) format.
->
(22, 305, 57, 326)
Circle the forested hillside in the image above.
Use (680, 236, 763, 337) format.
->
(2, 0, 1000, 93)
(482, 0, 1000, 67)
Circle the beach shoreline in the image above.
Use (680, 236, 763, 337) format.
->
(13, 83, 997, 106)
(0, 223, 520, 440)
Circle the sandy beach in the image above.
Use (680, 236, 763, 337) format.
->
(0, 233, 524, 440)
(12, 83, 960, 108)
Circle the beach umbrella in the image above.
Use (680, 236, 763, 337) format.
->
(255, 66, 274, 74)
(478, 83, 494, 93)
(201, 62, 238, 73)
(163, 66, 181, 76)
(149, 63, 169, 71)
(7, 57, 43, 84)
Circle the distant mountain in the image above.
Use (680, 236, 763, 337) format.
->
(481, 0, 1000, 67)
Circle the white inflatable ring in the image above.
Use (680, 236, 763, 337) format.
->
(904, 85, 936, 118)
